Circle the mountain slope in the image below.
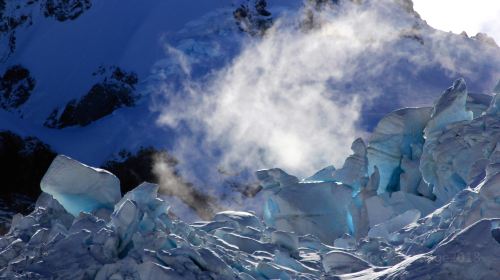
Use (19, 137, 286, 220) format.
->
(0, 0, 498, 220)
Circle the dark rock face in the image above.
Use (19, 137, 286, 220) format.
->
(0, 130, 54, 232)
(45, 66, 139, 128)
(43, 0, 92, 22)
(0, 193, 34, 234)
(233, 0, 273, 36)
(0, 131, 57, 199)
(0, 65, 36, 110)
(0, 3, 33, 59)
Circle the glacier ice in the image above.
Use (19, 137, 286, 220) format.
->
(486, 92, 500, 115)
(363, 219, 500, 280)
(423, 78, 473, 137)
(322, 250, 371, 275)
(331, 138, 368, 192)
(260, 175, 355, 243)
(367, 209, 420, 240)
(40, 155, 121, 216)
(1, 78, 500, 279)
(367, 107, 432, 195)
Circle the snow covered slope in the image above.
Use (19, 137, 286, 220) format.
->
(0, 0, 498, 168)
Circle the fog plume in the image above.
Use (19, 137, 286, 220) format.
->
(152, 0, 499, 217)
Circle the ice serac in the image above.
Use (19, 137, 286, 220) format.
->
(367, 107, 432, 195)
(331, 138, 368, 192)
(40, 155, 121, 216)
(303, 165, 336, 183)
(420, 79, 476, 203)
(259, 169, 355, 243)
(257, 78, 500, 249)
(423, 78, 473, 137)
(420, 80, 499, 204)
(465, 172, 500, 226)
(365, 191, 436, 227)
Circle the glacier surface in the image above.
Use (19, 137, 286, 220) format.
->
(1, 79, 500, 279)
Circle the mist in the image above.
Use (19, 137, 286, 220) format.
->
(156, 1, 406, 181)
(151, 0, 500, 217)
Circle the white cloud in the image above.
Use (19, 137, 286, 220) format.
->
(413, 0, 500, 43)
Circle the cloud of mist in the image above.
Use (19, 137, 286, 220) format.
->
(156, 2, 407, 180)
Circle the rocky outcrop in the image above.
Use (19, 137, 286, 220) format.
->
(43, 0, 92, 22)
(233, 0, 273, 36)
(0, 65, 35, 111)
(0, 130, 56, 199)
(45, 66, 139, 128)
(102, 147, 177, 194)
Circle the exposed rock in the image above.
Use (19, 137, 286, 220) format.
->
(0, 65, 35, 111)
(0, 130, 56, 199)
(102, 147, 177, 194)
(233, 0, 273, 36)
(43, 0, 92, 22)
(45, 66, 139, 128)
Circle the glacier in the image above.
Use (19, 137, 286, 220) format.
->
(0, 78, 499, 279)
